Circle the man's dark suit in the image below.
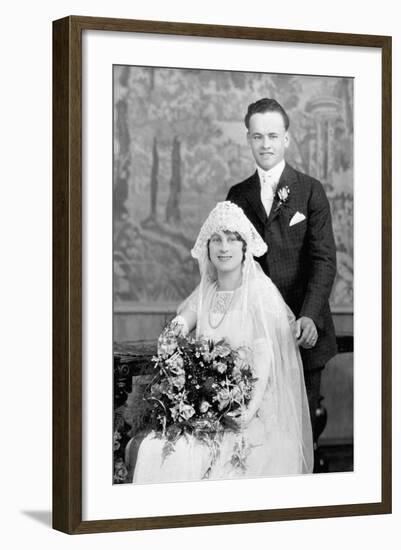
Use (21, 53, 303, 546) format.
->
(226, 163, 337, 372)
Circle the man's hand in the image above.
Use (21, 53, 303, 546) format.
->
(295, 316, 318, 349)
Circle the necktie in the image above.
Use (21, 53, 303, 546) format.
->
(260, 172, 277, 216)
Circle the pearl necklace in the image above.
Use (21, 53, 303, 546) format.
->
(208, 286, 235, 330)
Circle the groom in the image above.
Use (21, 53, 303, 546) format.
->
(226, 98, 337, 439)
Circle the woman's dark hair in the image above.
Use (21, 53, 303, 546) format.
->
(207, 230, 247, 262)
(244, 97, 290, 131)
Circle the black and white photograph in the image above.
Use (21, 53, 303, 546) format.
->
(112, 66, 354, 485)
(1, 0, 398, 545)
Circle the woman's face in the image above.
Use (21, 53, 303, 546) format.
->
(208, 230, 244, 275)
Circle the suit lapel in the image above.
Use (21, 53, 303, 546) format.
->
(245, 171, 268, 226)
(267, 163, 298, 226)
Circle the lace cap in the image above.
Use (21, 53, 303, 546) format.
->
(191, 201, 267, 259)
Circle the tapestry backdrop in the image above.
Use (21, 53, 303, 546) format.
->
(113, 66, 353, 311)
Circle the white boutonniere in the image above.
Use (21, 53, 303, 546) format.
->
(275, 186, 291, 212)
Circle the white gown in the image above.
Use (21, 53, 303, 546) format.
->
(133, 275, 312, 484)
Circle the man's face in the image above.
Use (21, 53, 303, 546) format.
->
(247, 111, 289, 171)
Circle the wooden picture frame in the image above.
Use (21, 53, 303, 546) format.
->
(53, 15, 391, 534)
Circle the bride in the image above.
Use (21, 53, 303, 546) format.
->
(132, 201, 313, 483)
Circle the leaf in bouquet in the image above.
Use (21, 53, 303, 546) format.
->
(169, 404, 179, 422)
(230, 386, 245, 404)
(155, 378, 170, 396)
(150, 383, 162, 398)
(161, 439, 177, 463)
(230, 437, 261, 473)
(211, 339, 232, 359)
(213, 361, 227, 374)
(167, 423, 183, 441)
(231, 365, 242, 383)
(215, 388, 231, 411)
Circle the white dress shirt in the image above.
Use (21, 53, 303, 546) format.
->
(257, 160, 286, 217)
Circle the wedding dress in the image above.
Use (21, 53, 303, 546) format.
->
(132, 202, 313, 484)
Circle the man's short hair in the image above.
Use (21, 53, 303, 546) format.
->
(244, 98, 290, 131)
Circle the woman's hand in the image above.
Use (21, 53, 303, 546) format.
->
(170, 315, 189, 336)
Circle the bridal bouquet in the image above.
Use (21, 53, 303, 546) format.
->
(145, 325, 255, 460)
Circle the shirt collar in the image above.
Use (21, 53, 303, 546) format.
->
(257, 159, 286, 186)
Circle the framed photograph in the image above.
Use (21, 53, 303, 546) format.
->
(53, 15, 391, 534)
